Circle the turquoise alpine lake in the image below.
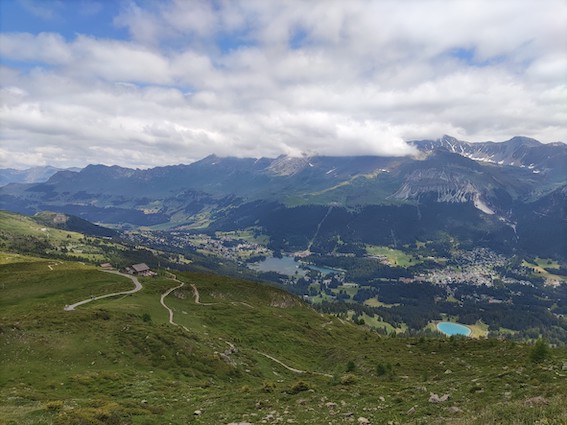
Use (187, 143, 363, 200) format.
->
(436, 322, 472, 336)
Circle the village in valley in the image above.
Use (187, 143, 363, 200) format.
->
(125, 229, 566, 307)
(126, 229, 273, 266)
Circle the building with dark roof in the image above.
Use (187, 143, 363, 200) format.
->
(126, 263, 155, 276)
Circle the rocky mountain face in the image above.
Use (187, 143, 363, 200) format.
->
(0, 136, 565, 258)
(391, 150, 500, 214)
(411, 135, 566, 181)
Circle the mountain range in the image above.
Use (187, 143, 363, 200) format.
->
(1, 135, 565, 259)
(0, 166, 82, 186)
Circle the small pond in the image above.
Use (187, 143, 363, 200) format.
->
(436, 322, 472, 337)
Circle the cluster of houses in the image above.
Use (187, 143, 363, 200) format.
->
(99, 262, 157, 277)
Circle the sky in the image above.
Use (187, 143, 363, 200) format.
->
(0, 0, 566, 169)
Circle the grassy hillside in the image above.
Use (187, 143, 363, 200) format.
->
(0, 210, 126, 263)
(0, 210, 268, 278)
(1, 252, 566, 424)
(33, 211, 118, 238)
(0, 210, 195, 271)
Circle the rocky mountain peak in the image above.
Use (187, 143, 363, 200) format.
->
(505, 136, 541, 148)
(266, 154, 314, 176)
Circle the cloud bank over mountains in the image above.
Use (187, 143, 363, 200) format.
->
(0, 0, 565, 169)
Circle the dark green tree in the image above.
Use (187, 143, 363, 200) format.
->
(530, 338, 549, 363)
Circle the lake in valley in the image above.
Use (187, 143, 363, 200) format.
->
(436, 322, 472, 336)
(249, 256, 342, 276)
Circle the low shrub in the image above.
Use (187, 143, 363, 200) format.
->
(289, 381, 310, 394)
(45, 400, 64, 412)
(340, 373, 357, 385)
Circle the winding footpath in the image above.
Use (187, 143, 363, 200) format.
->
(160, 273, 332, 378)
(190, 283, 216, 305)
(47, 261, 63, 271)
(258, 352, 333, 377)
(160, 273, 192, 332)
(258, 352, 307, 374)
(63, 270, 333, 378)
(64, 270, 142, 311)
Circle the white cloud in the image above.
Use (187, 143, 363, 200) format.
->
(114, 2, 167, 46)
(0, 32, 71, 64)
(71, 36, 171, 84)
(0, 0, 566, 169)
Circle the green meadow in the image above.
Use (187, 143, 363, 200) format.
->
(1, 253, 566, 424)
(365, 245, 421, 267)
(0, 211, 129, 264)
